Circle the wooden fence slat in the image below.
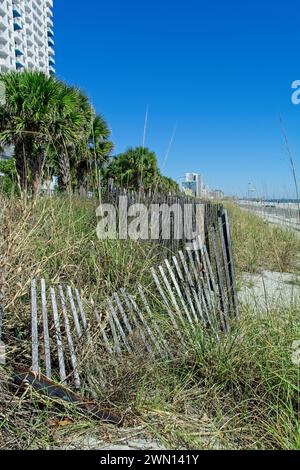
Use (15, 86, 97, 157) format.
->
(177, 251, 206, 323)
(31, 278, 39, 373)
(120, 288, 152, 353)
(157, 265, 195, 348)
(107, 299, 132, 353)
(202, 242, 219, 297)
(59, 286, 81, 389)
(74, 288, 89, 331)
(186, 249, 215, 328)
(107, 304, 121, 354)
(212, 225, 228, 332)
(192, 240, 219, 333)
(192, 240, 215, 308)
(50, 287, 67, 383)
(137, 285, 171, 357)
(127, 292, 164, 357)
(0, 286, 4, 342)
(67, 286, 82, 339)
(150, 267, 185, 345)
(113, 292, 133, 335)
(40, 279, 51, 379)
(171, 255, 199, 324)
(222, 209, 239, 316)
(74, 288, 92, 344)
(164, 259, 195, 329)
(218, 216, 234, 314)
(186, 248, 212, 313)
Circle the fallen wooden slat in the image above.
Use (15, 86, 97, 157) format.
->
(0, 286, 4, 342)
(41, 279, 51, 379)
(164, 259, 195, 329)
(58, 286, 81, 389)
(171, 255, 199, 324)
(50, 287, 67, 383)
(106, 300, 122, 354)
(186, 249, 215, 329)
(113, 292, 133, 336)
(192, 240, 219, 335)
(93, 302, 114, 354)
(157, 265, 195, 348)
(67, 286, 82, 339)
(186, 248, 212, 315)
(137, 285, 170, 357)
(31, 279, 39, 374)
(150, 267, 185, 345)
(177, 251, 206, 323)
(107, 298, 132, 353)
(75, 288, 89, 332)
(127, 292, 165, 358)
(120, 288, 152, 354)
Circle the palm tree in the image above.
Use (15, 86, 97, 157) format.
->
(0, 71, 60, 194)
(48, 84, 93, 194)
(107, 147, 159, 191)
(87, 115, 114, 196)
(0, 71, 113, 197)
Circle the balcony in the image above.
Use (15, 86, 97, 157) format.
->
(16, 59, 24, 70)
(48, 37, 54, 46)
(13, 5, 22, 18)
(49, 56, 55, 65)
(48, 46, 55, 56)
(46, 0, 53, 7)
(47, 19, 54, 30)
(48, 27, 54, 37)
(15, 48, 24, 57)
(13, 20, 23, 31)
(49, 65, 55, 75)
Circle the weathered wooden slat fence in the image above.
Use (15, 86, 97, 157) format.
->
(0, 195, 238, 405)
(23, 210, 237, 391)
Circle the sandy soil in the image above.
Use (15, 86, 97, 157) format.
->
(239, 270, 300, 310)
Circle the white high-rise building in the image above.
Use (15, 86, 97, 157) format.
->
(0, 0, 55, 75)
(182, 173, 205, 197)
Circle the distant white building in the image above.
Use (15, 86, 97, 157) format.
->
(182, 173, 208, 197)
(209, 189, 224, 200)
(0, 0, 55, 75)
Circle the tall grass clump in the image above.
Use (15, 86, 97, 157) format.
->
(226, 203, 300, 275)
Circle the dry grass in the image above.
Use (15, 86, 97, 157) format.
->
(1, 304, 299, 449)
(226, 203, 300, 275)
(0, 195, 299, 450)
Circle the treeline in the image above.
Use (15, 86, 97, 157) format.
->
(0, 71, 179, 197)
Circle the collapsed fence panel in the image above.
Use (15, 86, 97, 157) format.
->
(1, 201, 238, 399)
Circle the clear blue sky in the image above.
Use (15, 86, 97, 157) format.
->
(54, 0, 300, 197)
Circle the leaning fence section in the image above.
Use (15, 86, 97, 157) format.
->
(100, 186, 223, 255)
(0, 190, 238, 401)
(22, 210, 237, 392)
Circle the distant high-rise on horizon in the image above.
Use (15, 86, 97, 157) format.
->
(0, 0, 55, 75)
(182, 173, 205, 197)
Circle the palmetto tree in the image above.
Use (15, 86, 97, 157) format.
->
(0, 71, 112, 196)
(0, 71, 60, 194)
(107, 146, 159, 191)
(49, 85, 93, 193)
(87, 115, 114, 194)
